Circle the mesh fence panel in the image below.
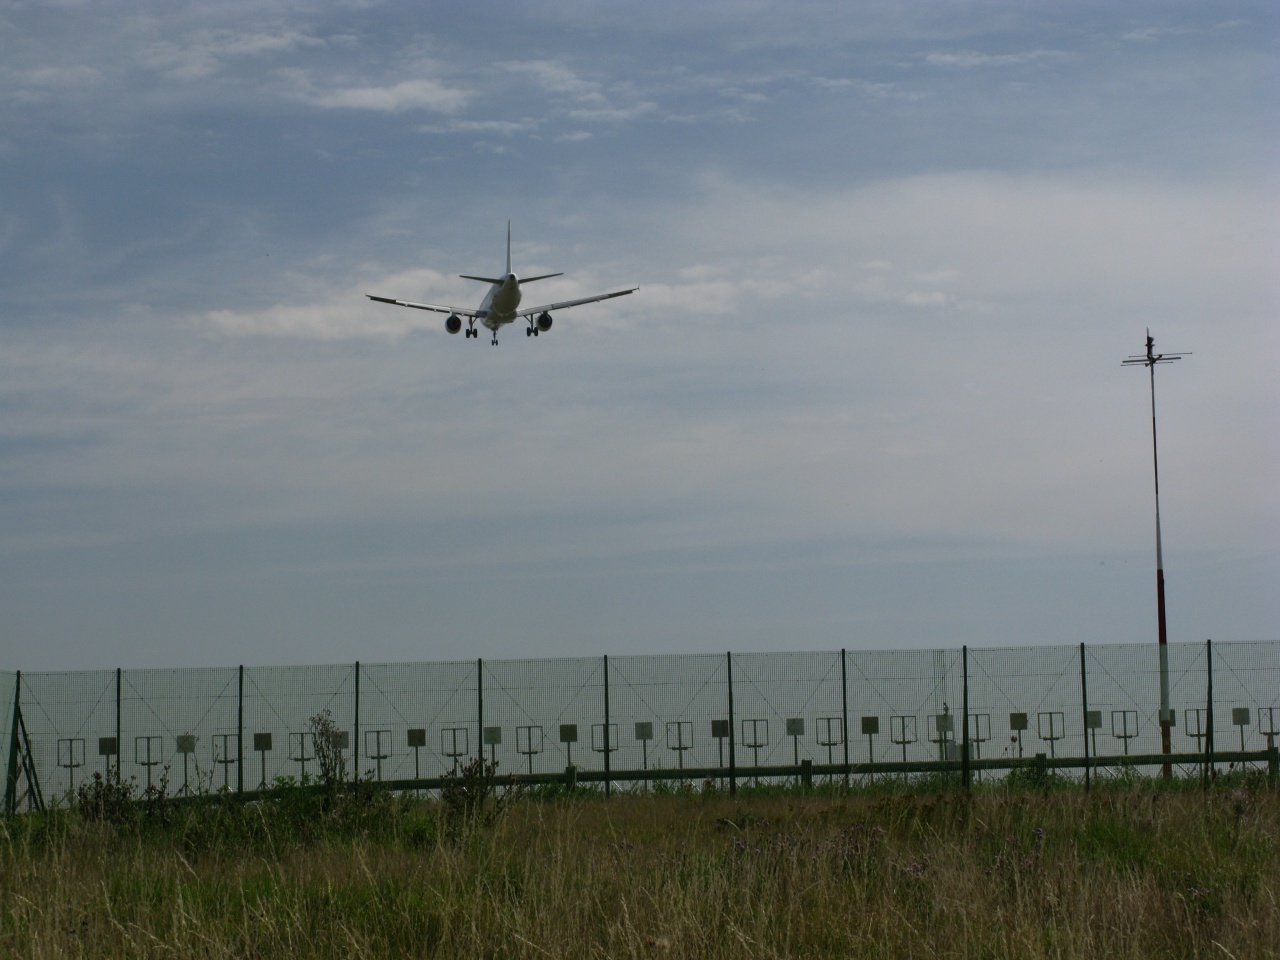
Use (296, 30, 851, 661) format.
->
(482, 658, 605, 777)
(242, 664, 354, 789)
(732, 652, 844, 768)
(359, 660, 477, 782)
(120, 667, 239, 795)
(844, 648, 962, 764)
(1085, 642, 1168, 758)
(1207, 640, 1280, 755)
(1086, 642, 1206, 763)
(5, 640, 1277, 809)
(608, 653, 728, 772)
(20, 670, 119, 804)
(968, 645, 1083, 762)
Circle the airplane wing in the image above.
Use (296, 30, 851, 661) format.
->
(365, 294, 483, 318)
(518, 287, 639, 318)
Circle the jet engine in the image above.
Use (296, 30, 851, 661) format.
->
(536, 312, 553, 333)
(445, 314, 462, 334)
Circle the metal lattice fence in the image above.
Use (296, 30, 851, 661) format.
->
(5, 640, 1278, 812)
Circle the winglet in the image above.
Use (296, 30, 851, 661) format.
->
(506, 220, 511, 275)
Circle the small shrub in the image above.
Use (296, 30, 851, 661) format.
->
(74, 771, 136, 824)
(136, 766, 178, 825)
(310, 709, 348, 791)
(440, 756, 516, 834)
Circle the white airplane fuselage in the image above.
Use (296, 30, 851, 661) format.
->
(478, 275, 523, 331)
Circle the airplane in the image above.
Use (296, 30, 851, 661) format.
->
(366, 224, 638, 345)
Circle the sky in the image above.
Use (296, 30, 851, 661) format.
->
(1, 1, 1277, 672)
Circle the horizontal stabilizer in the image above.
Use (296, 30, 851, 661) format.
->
(460, 275, 506, 284)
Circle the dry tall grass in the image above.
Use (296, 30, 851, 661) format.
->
(3, 782, 1277, 958)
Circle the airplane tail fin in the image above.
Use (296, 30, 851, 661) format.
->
(458, 223, 563, 284)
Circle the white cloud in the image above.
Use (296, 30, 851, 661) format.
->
(24, 64, 102, 88)
(1121, 26, 1195, 44)
(141, 28, 327, 80)
(507, 60, 602, 99)
(810, 76, 927, 101)
(308, 78, 470, 113)
(420, 118, 539, 136)
(567, 102, 657, 123)
(900, 290, 949, 307)
(506, 59, 654, 124)
(633, 279, 739, 316)
(924, 50, 1069, 69)
(205, 268, 456, 339)
(2, 64, 102, 105)
(667, 171, 1277, 324)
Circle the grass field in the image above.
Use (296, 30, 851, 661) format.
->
(3, 773, 1278, 959)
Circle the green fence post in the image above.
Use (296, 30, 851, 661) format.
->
(354, 661, 361, 783)
(115, 667, 122, 784)
(603, 654, 611, 800)
(840, 648, 850, 788)
(727, 651, 736, 797)
(1205, 639, 1214, 787)
(237, 665, 244, 796)
(961, 646, 970, 792)
(1080, 642, 1091, 792)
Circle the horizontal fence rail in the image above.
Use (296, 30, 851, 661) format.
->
(5, 640, 1279, 813)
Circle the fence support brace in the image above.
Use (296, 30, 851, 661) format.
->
(4, 673, 21, 816)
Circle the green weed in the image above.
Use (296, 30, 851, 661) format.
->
(2, 780, 1278, 958)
